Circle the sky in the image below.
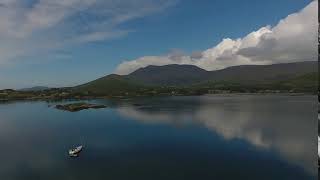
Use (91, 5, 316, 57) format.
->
(0, 0, 316, 89)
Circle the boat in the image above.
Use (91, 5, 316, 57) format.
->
(69, 145, 83, 157)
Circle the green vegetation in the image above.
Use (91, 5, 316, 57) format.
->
(273, 72, 318, 92)
(0, 88, 75, 101)
(75, 74, 147, 96)
(192, 72, 318, 93)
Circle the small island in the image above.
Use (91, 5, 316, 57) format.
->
(55, 102, 106, 112)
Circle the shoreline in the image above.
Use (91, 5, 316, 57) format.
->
(0, 92, 316, 103)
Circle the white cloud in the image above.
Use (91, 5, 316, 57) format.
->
(115, 0, 317, 75)
(0, 0, 177, 63)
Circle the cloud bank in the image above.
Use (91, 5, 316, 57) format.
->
(115, 0, 317, 75)
(0, 0, 177, 63)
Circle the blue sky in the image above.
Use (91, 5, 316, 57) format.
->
(0, 0, 315, 89)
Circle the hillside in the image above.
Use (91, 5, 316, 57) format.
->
(207, 61, 317, 83)
(76, 74, 147, 96)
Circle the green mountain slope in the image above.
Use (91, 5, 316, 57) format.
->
(207, 61, 316, 84)
(76, 74, 147, 96)
(270, 72, 318, 92)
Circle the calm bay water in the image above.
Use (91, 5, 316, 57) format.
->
(0, 95, 317, 180)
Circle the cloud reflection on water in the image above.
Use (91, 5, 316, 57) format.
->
(117, 95, 317, 174)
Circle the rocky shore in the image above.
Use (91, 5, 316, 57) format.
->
(55, 102, 106, 112)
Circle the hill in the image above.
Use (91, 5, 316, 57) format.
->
(76, 74, 147, 96)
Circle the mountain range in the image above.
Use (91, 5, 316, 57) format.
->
(76, 61, 317, 95)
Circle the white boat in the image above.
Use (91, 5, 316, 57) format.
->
(69, 145, 83, 157)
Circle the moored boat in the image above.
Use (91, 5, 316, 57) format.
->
(69, 145, 83, 157)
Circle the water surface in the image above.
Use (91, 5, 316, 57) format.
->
(0, 95, 317, 180)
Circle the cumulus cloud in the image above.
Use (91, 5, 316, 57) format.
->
(0, 0, 177, 63)
(115, 0, 317, 75)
